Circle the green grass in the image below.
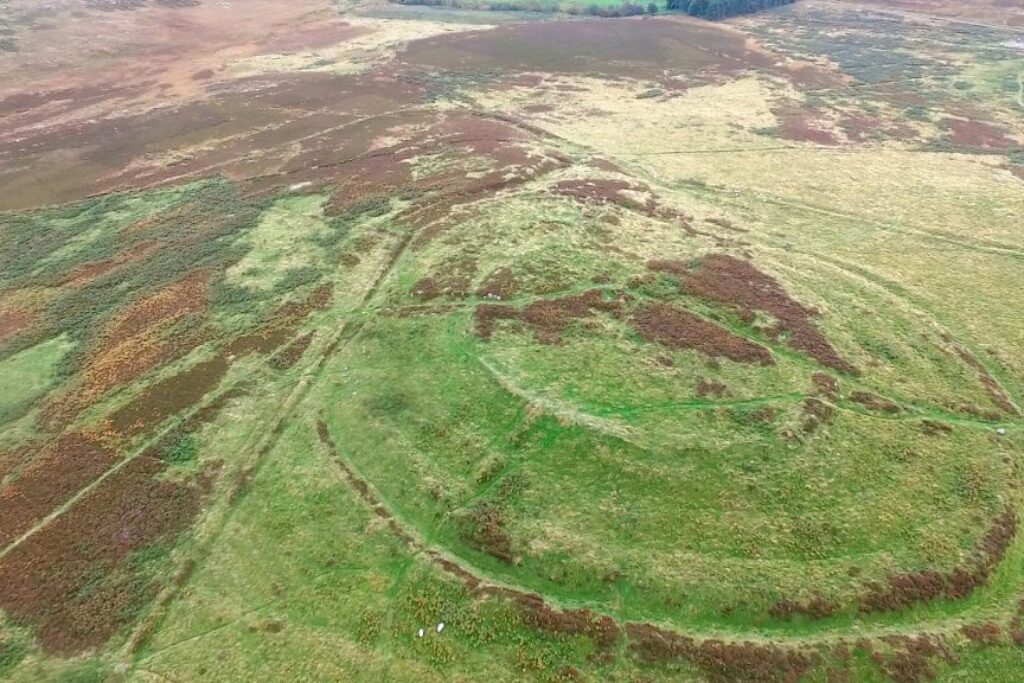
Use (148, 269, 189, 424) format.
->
(0, 334, 74, 424)
(130, 417, 656, 682)
(314, 306, 1017, 630)
(2, 1, 1024, 681)
(226, 194, 332, 292)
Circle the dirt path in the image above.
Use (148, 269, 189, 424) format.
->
(119, 146, 571, 660)
(118, 229, 407, 658)
(0, 392, 228, 561)
(611, 146, 1024, 264)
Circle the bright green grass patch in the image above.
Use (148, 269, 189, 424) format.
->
(316, 308, 1018, 633)
(131, 416, 658, 682)
(0, 639, 26, 679)
(226, 194, 332, 291)
(0, 334, 74, 423)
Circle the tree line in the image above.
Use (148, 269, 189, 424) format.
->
(394, 0, 795, 19)
(665, 0, 794, 19)
(568, 2, 659, 17)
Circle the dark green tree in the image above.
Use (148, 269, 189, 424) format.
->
(687, 0, 709, 15)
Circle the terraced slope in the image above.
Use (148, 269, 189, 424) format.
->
(0, 0, 1023, 681)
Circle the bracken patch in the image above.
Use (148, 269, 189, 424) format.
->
(920, 420, 953, 436)
(39, 271, 215, 427)
(459, 502, 515, 564)
(0, 432, 118, 547)
(556, 665, 581, 680)
(949, 343, 1019, 416)
(224, 327, 294, 357)
(812, 372, 839, 400)
(706, 217, 747, 233)
(1010, 600, 1024, 645)
(269, 332, 314, 370)
(697, 379, 728, 398)
(107, 355, 230, 436)
(553, 178, 691, 225)
(474, 289, 627, 345)
(860, 508, 1016, 612)
(553, 178, 655, 215)
(801, 397, 835, 434)
(382, 304, 457, 319)
(961, 622, 1002, 646)
(626, 622, 818, 683)
(486, 587, 620, 653)
(868, 635, 959, 683)
(477, 267, 519, 300)
(850, 391, 900, 413)
(770, 595, 839, 621)
(630, 303, 774, 365)
(0, 454, 208, 654)
(649, 255, 858, 374)
(76, 324, 209, 406)
(410, 257, 477, 301)
(0, 306, 33, 343)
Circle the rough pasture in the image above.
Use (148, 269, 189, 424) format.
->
(1, 0, 1023, 681)
(835, 0, 1024, 26)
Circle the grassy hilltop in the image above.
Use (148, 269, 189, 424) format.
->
(1, 0, 1023, 680)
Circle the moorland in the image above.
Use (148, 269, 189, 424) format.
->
(1, 0, 1023, 680)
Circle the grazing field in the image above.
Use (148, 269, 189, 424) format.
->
(0, 0, 1023, 681)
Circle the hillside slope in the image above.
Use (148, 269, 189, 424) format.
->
(1, 0, 1023, 680)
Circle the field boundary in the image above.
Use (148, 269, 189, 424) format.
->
(117, 155, 568, 659)
(312, 415, 1023, 648)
